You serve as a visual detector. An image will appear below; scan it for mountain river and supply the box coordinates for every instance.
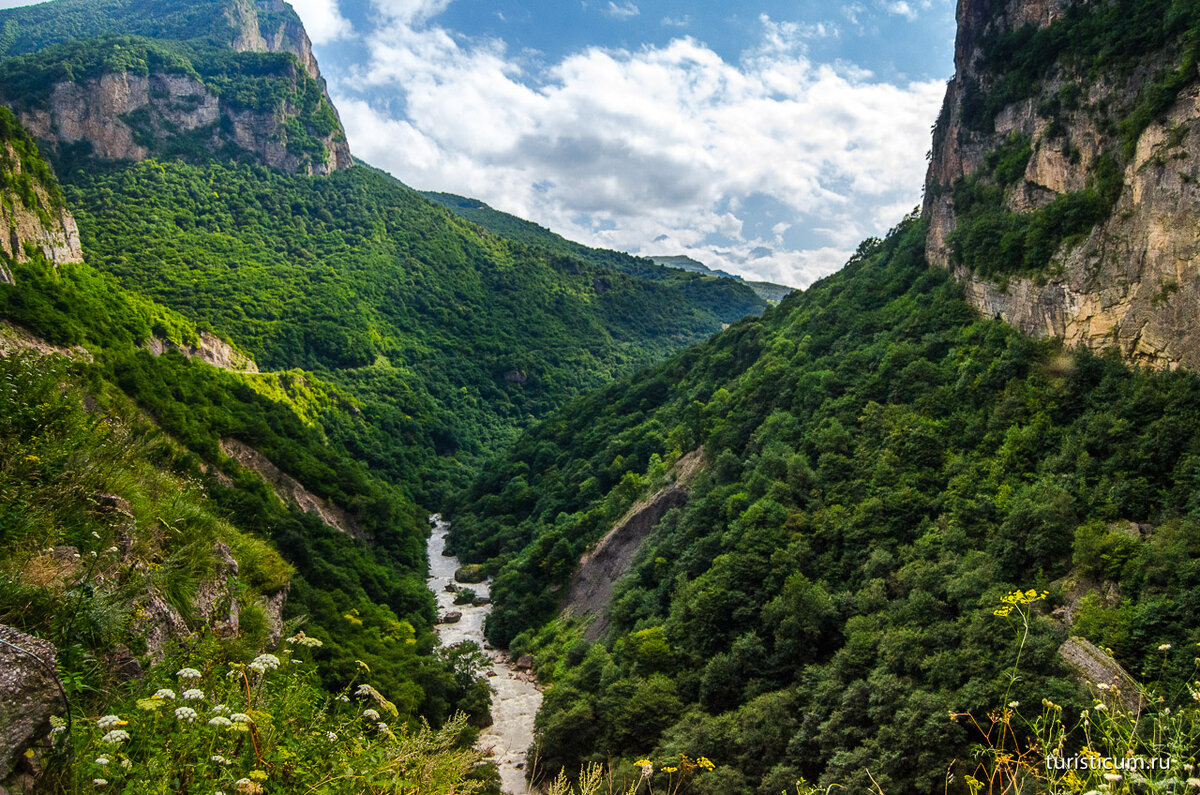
[426,515,543,794]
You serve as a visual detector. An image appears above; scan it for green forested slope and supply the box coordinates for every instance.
[447,216,1200,792]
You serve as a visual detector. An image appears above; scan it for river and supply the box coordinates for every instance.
[426,515,543,794]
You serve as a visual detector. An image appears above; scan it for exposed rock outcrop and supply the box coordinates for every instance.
[13,67,350,176]
[1058,636,1144,714]
[564,449,705,641]
[0,625,61,783]
[925,0,1200,370]
[0,321,91,361]
[144,331,258,373]
[220,438,365,539]
[0,146,82,268]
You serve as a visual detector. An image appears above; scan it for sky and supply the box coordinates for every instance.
[1,0,959,287]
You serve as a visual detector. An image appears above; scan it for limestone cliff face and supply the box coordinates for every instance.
[13,64,351,176]
[925,0,1200,370]
[0,145,83,279]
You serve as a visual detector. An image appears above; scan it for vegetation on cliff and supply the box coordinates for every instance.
[449,215,1200,792]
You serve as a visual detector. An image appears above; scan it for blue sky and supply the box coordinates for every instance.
[0,0,959,286]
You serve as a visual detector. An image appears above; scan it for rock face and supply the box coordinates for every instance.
[924,0,1200,370]
[220,438,365,539]
[0,146,83,270]
[144,331,258,373]
[0,625,61,782]
[13,67,350,176]
[564,449,705,641]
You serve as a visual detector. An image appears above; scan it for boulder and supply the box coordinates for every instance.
[194,542,240,636]
[454,564,487,584]
[515,654,534,671]
[0,625,61,781]
[440,611,462,624]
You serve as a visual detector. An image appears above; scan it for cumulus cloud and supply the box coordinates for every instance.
[287,0,353,44]
[335,11,943,286]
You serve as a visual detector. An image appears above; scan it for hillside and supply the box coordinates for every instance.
[649,255,795,304]
[445,1,1200,791]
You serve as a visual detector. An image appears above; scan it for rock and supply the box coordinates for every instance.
[130,591,189,664]
[1058,636,1144,714]
[515,654,534,671]
[473,597,492,607]
[454,564,487,584]
[444,583,459,593]
[440,611,462,624]
[261,584,289,648]
[93,493,132,515]
[194,542,241,636]
[0,625,61,781]
[102,643,143,683]
[486,670,498,677]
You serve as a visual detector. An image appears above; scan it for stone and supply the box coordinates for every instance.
[453,564,487,584]
[515,655,534,671]
[93,493,132,515]
[194,542,241,636]
[129,591,188,664]
[1058,636,1144,714]
[0,625,61,781]
[102,643,143,683]
[440,611,462,624]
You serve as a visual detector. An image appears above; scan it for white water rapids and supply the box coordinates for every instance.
[426,515,543,794]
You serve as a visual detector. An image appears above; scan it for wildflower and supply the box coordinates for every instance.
[94,757,110,766]
[96,715,125,729]
[697,757,716,771]
[208,717,232,728]
[1008,701,1020,708]
[1159,644,1173,651]
[120,760,131,770]
[100,730,130,745]
[363,709,380,720]
[248,771,268,782]
[1094,703,1108,711]
[106,547,118,554]
[1104,773,1122,782]
[182,689,204,701]
[1097,683,1111,691]
[325,731,337,742]
[286,632,323,648]
[230,713,252,724]
[664,766,678,773]
[376,722,388,732]
[153,689,175,701]
[91,532,100,539]
[93,779,107,788]
[211,755,230,764]
[336,695,350,702]
[175,707,198,722]
[176,668,202,680]
[1187,778,1200,788]
[355,684,373,697]
[248,654,280,674]
[212,704,229,715]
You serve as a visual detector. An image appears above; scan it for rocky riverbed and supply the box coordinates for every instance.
[427,515,542,794]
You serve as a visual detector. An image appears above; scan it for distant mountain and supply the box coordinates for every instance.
[650,254,795,303]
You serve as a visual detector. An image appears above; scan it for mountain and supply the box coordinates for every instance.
[649,254,795,304]
[423,191,792,306]
[0,0,774,789]
[445,1,1200,791]
[925,0,1200,369]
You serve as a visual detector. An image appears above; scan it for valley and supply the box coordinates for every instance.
[2,0,1200,793]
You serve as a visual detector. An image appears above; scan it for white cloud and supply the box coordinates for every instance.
[603,2,639,20]
[881,0,933,21]
[371,0,452,23]
[661,15,690,28]
[335,12,943,287]
[0,0,40,7]
[287,0,353,44]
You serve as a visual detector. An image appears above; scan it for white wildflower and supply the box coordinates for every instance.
[174,707,197,722]
[286,632,323,648]
[153,689,175,701]
[376,722,388,732]
[100,730,130,745]
[176,668,202,680]
[1104,773,1122,782]
[211,704,229,715]
[211,755,230,764]
[120,760,131,771]
[106,547,119,554]
[1094,702,1108,711]
[208,717,232,728]
[362,709,379,720]
[96,715,124,729]
[248,654,280,674]
[93,779,107,788]
[354,684,372,697]
[325,731,336,742]
[1187,777,1200,788]
[336,695,350,702]
[182,689,204,701]
[1008,701,1019,708]
[230,713,252,724]
[1159,644,1173,651]
[94,756,110,766]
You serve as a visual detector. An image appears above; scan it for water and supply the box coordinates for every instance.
[426,515,543,794]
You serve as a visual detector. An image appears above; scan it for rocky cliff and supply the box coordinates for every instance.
[0,0,351,175]
[0,109,83,280]
[924,0,1200,369]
